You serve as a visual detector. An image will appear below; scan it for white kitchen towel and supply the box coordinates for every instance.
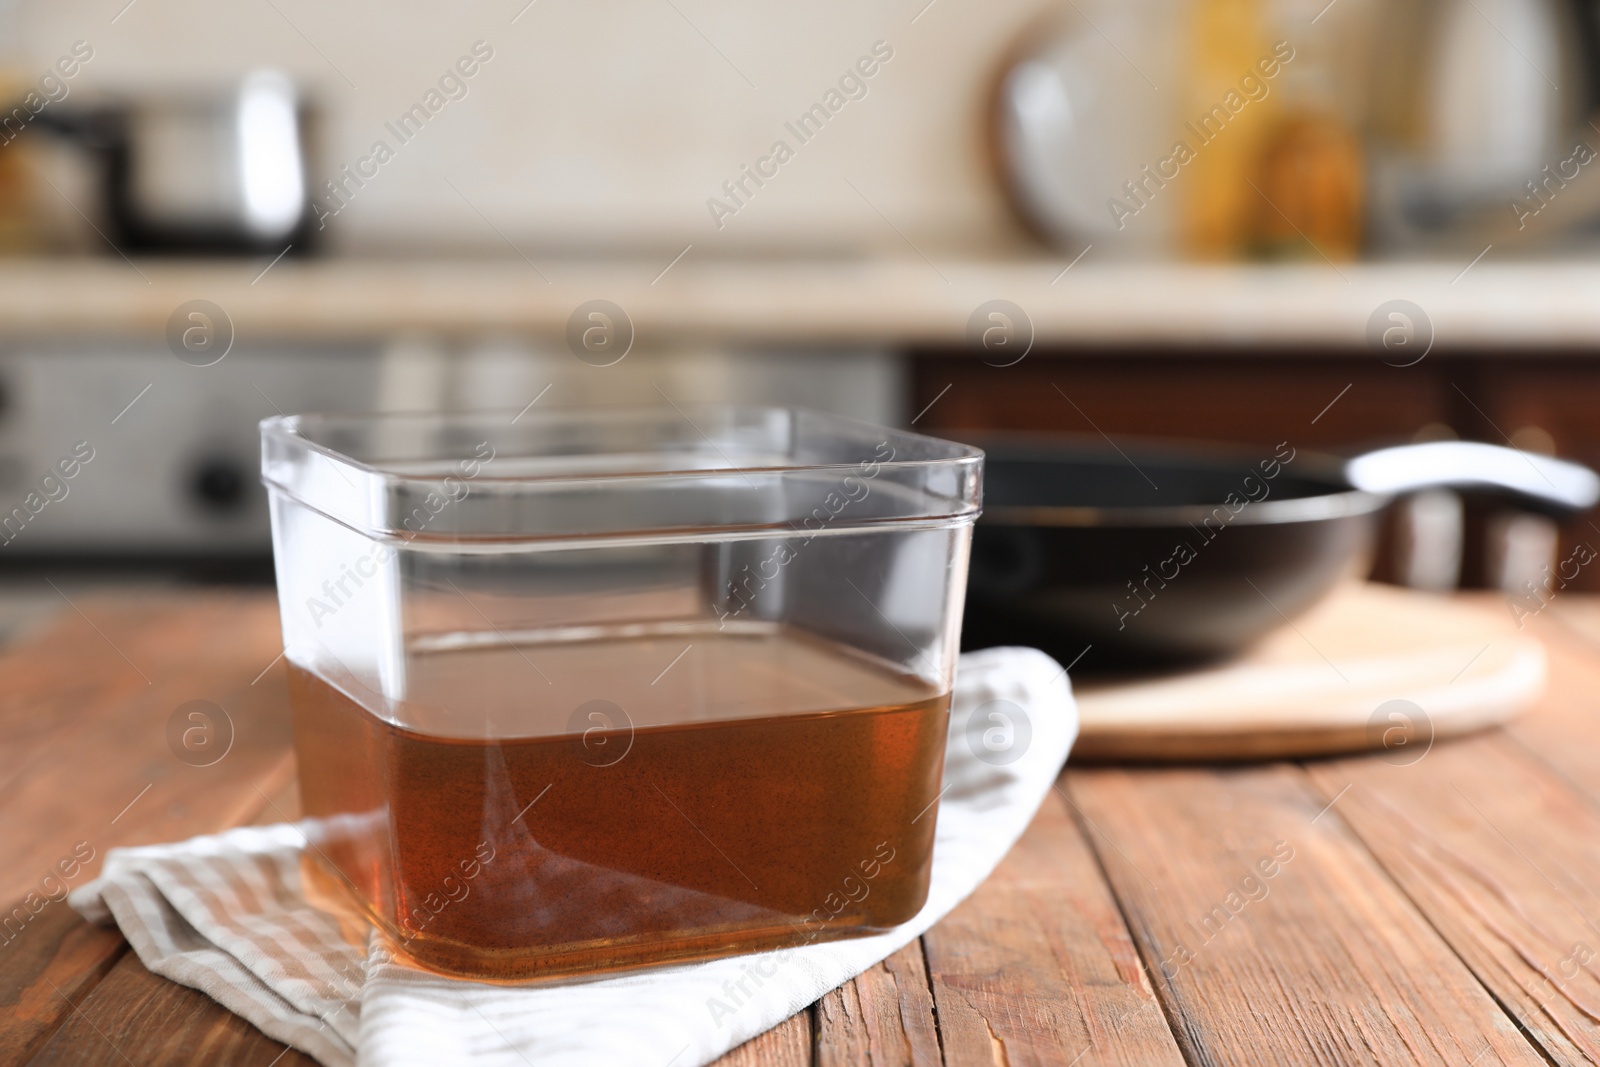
[70,646,1077,1067]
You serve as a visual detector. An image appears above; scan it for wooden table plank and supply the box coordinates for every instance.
[0,593,293,1062]
[0,605,146,832]
[715,1010,813,1067]
[1296,612,1600,1064]
[0,593,290,903]
[1306,732,1600,1064]
[921,781,1184,1067]
[1550,597,1600,653]
[1067,763,1547,1066]
[1517,602,1600,808]
[26,951,316,1067]
[54,958,809,1067]
[0,902,126,1065]
[21,733,317,1067]
[816,943,942,1067]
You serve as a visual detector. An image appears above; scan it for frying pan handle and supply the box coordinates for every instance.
[1345,442,1600,513]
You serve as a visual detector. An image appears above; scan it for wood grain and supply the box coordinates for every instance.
[1067,763,1546,1066]
[26,951,319,1067]
[0,600,147,828]
[921,781,1183,1067]
[714,1009,813,1067]
[1550,597,1600,651]
[1514,601,1600,807]
[0,901,126,1065]
[815,943,941,1067]
[14,590,1600,1066]
[1291,602,1600,1064]
[24,724,318,1067]
[0,593,295,1064]
[1073,583,1541,761]
[1307,732,1600,1064]
[0,592,290,904]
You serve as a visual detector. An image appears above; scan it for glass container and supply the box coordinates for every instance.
[260,406,983,980]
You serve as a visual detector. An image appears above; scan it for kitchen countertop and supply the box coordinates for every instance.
[10,255,1600,349]
[4,588,1600,1064]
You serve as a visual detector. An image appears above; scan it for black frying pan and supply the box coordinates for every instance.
[962,436,1600,670]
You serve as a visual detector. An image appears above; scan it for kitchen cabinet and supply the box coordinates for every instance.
[1456,360,1600,593]
[909,352,1450,449]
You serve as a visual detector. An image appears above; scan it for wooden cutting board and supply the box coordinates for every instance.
[1072,582,1545,761]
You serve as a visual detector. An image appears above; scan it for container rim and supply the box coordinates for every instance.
[259,405,984,546]
[260,405,985,486]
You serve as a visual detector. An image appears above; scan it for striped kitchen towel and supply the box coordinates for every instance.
[70,646,1077,1067]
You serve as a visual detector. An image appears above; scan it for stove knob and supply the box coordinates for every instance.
[189,456,248,515]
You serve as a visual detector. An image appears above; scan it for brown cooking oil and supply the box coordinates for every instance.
[289,622,949,980]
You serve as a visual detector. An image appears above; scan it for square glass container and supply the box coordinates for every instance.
[261,407,983,980]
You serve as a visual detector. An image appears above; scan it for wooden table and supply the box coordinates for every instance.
[5,589,1600,1065]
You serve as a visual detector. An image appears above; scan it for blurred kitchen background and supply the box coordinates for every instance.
[0,0,1594,609]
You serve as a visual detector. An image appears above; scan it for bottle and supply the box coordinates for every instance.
[0,0,48,257]
[1178,0,1282,258]
[1249,68,1365,261]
